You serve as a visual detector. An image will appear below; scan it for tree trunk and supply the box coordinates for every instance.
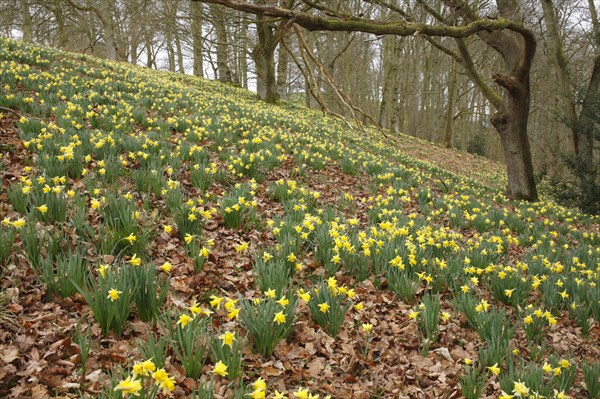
[100,0,116,60]
[379,36,393,128]
[450,1,539,200]
[131,42,138,65]
[251,3,278,103]
[146,38,153,68]
[276,33,289,99]
[166,29,175,72]
[443,63,457,148]
[54,3,68,49]
[211,4,233,82]
[20,0,33,43]
[541,0,578,156]
[491,75,537,201]
[176,35,185,74]
[239,15,248,88]
[129,0,143,64]
[391,38,404,134]
[192,1,204,77]
[577,55,600,167]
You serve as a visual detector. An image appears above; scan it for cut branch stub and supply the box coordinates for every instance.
[492,73,519,92]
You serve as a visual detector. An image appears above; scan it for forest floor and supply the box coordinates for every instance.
[0,37,599,399]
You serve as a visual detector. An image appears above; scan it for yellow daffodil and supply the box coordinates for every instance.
[487,363,501,375]
[248,389,266,399]
[213,360,229,377]
[236,241,249,252]
[228,307,240,319]
[107,288,121,302]
[273,311,286,324]
[297,289,311,302]
[158,375,175,394]
[97,264,109,278]
[219,331,236,348]
[177,313,193,327]
[293,388,309,399]
[11,218,26,228]
[276,296,289,307]
[124,233,136,244]
[133,359,156,376]
[253,377,267,391]
[210,295,224,309]
[408,310,419,320]
[512,381,529,397]
[129,253,141,266]
[114,376,142,397]
[224,298,238,311]
[160,261,172,273]
[152,368,169,383]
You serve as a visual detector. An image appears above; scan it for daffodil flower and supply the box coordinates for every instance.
[124,233,136,244]
[129,253,141,266]
[273,311,286,324]
[213,360,229,377]
[107,288,121,302]
[219,331,236,348]
[114,376,142,397]
[177,313,193,327]
[487,363,501,375]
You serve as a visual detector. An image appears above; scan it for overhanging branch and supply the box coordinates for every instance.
[193,0,531,40]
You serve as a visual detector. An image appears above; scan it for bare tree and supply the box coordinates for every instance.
[99,0,116,60]
[193,0,538,200]
[191,0,204,77]
[19,0,33,42]
[210,3,233,82]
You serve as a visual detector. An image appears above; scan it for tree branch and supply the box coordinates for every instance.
[416,0,451,24]
[299,0,352,19]
[193,0,531,40]
[364,0,408,19]
[422,36,461,63]
[294,25,394,141]
[455,38,504,110]
[0,106,19,115]
[283,35,350,126]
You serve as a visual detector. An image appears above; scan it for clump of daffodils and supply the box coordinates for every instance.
[307,277,354,338]
[114,358,175,397]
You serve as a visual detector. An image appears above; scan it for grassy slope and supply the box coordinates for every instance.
[0,37,599,399]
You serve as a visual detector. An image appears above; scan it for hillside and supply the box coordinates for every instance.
[0,37,599,399]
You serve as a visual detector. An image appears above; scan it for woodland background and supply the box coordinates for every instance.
[1,0,599,206]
